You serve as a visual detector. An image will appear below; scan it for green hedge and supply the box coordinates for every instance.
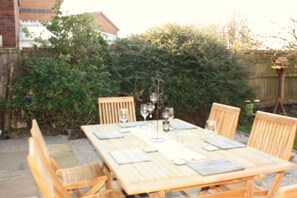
[110,24,253,125]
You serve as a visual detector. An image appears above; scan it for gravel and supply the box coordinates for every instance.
[70,131,297,192]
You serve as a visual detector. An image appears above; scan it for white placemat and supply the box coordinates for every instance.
[187,159,244,176]
[118,121,146,128]
[109,148,150,165]
[170,122,197,130]
[205,136,246,149]
[94,131,124,140]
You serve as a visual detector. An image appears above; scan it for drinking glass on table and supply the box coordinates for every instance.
[166,107,174,122]
[140,104,149,127]
[119,108,130,133]
[147,102,155,119]
[205,119,217,140]
[172,128,186,165]
[162,108,170,121]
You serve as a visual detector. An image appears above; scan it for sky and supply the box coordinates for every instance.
[61,0,297,49]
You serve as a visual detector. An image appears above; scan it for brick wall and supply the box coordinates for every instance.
[19,0,59,21]
[0,0,19,48]
[94,12,119,36]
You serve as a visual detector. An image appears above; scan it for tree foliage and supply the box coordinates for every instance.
[216,13,262,51]
[12,3,119,130]
[110,24,253,125]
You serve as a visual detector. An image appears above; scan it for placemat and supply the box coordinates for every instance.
[109,148,150,165]
[170,121,197,130]
[118,121,146,128]
[187,159,244,176]
[94,131,124,140]
[205,136,246,149]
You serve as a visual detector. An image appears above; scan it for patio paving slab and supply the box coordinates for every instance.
[0,136,78,198]
[0,139,37,198]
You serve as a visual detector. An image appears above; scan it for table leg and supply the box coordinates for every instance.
[246,179,254,198]
[102,163,112,189]
[149,191,166,198]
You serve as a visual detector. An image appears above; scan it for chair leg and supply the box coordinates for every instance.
[198,187,210,195]
[102,163,112,189]
[267,172,284,198]
[73,189,82,197]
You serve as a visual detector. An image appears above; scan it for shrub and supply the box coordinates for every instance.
[110,24,253,125]
[10,3,119,131]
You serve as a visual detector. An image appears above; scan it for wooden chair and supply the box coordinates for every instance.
[208,103,241,139]
[277,183,297,198]
[30,119,110,196]
[203,111,297,197]
[246,111,297,197]
[27,137,120,198]
[98,96,136,124]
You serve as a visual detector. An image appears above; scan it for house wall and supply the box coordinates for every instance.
[94,12,119,36]
[19,0,60,21]
[0,0,19,48]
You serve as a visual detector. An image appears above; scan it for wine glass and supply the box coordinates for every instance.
[205,119,217,140]
[147,102,155,119]
[162,108,170,121]
[166,107,174,122]
[172,128,186,165]
[140,104,149,122]
[119,108,129,133]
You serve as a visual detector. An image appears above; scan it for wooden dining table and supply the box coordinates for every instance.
[81,119,297,198]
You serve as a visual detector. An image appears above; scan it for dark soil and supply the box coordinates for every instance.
[258,104,297,118]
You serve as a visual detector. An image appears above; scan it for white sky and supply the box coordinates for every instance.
[61,0,297,49]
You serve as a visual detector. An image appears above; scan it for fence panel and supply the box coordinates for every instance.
[244,51,297,105]
[0,48,18,131]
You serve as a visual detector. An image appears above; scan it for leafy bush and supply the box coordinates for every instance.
[12,57,118,129]
[11,3,119,130]
[110,24,253,125]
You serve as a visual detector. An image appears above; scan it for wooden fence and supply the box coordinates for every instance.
[244,50,297,106]
[0,48,18,132]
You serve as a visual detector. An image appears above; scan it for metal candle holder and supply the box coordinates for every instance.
[150,72,166,143]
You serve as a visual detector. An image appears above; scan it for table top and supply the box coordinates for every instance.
[81,119,297,195]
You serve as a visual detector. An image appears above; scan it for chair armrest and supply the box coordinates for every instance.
[50,156,60,171]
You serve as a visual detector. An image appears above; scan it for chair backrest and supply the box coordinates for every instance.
[248,111,297,160]
[98,96,136,124]
[277,183,297,198]
[208,103,241,139]
[27,138,72,198]
[30,119,60,171]
[30,119,51,164]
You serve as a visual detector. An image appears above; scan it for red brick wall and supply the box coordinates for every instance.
[0,0,19,48]
[94,12,119,36]
[19,0,59,21]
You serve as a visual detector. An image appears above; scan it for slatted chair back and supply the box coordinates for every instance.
[98,96,136,124]
[27,138,72,198]
[208,103,241,139]
[248,111,297,160]
[30,119,59,170]
[277,183,297,198]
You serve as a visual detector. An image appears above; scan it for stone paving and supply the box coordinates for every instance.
[0,132,296,198]
[0,138,37,198]
[0,136,78,198]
